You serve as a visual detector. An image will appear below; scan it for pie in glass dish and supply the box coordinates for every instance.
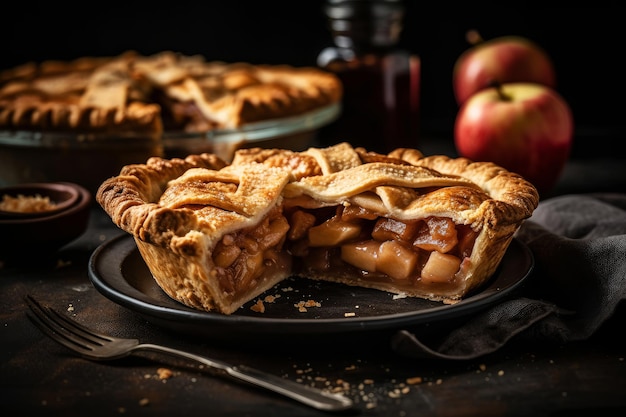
[0,51,342,136]
[96,143,539,315]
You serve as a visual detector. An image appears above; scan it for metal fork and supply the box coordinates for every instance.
[25,295,353,412]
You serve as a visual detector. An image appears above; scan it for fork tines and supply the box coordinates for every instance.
[25,295,109,356]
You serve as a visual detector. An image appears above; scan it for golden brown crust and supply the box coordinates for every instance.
[97,153,228,245]
[0,51,342,135]
[390,149,539,223]
[97,142,539,314]
[0,52,163,134]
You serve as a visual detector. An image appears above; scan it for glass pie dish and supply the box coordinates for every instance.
[0,103,340,195]
[162,102,340,159]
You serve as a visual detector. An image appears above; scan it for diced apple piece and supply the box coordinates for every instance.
[308,220,362,247]
[454,225,479,258]
[413,217,458,253]
[213,243,242,268]
[258,216,290,250]
[341,240,380,272]
[340,204,379,221]
[242,251,265,285]
[248,215,270,240]
[239,235,259,252]
[421,251,461,283]
[376,240,418,280]
[288,210,316,241]
[372,218,420,242]
[429,217,457,241]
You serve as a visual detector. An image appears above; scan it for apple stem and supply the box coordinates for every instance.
[489,80,512,101]
[466,29,484,45]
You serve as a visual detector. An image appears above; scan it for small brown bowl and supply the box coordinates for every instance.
[0,182,82,218]
[0,182,92,261]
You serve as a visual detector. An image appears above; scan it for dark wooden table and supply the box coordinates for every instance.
[2,134,626,417]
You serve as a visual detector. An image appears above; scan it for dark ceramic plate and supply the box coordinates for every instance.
[88,234,533,341]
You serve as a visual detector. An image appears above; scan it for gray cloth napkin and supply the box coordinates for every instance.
[391,193,626,360]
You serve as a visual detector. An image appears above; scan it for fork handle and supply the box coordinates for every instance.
[226,364,353,411]
[135,343,353,412]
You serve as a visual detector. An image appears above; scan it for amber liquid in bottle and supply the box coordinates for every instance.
[317,0,420,154]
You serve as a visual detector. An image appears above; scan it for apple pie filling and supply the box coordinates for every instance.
[209,201,479,300]
[210,205,291,297]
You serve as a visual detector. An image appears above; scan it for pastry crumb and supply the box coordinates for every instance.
[264,294,280,303]
[294,299,321,312]
[138,398,150,406]
[406,376,423,385]
[250,300,265,313]
[344,312,356,317]
[157,368,173,380]
[388,388,406,398]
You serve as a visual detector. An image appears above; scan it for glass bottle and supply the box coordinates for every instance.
[317,0,420,154]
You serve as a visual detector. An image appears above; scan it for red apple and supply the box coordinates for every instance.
[453,31,557,105]
[454,82,573,196]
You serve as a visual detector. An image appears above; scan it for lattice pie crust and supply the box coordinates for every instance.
[0,51,341,135]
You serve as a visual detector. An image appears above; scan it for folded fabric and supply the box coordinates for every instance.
[391,193,626,360]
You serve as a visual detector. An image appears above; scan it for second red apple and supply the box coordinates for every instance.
[453,33,557,105]
[454,82,573,196]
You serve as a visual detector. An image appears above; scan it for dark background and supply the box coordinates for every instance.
[1,2,623,149]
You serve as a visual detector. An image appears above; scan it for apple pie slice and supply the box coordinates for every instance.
[96,143,539,315]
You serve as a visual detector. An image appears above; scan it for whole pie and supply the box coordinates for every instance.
[97,143,539,315]
[0,51,342,136]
